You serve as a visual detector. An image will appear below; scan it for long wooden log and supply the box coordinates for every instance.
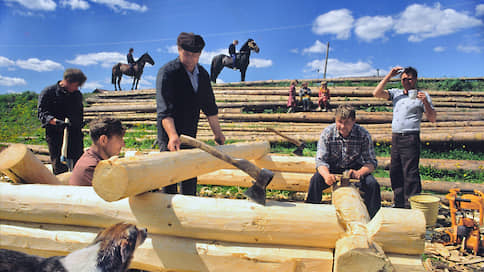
[0,183,423,254]
[92,141,270,201]
[0,144,60,185]
[0,220,334,272]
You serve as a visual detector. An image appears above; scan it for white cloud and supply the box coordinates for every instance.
[90,0,147,12]
[82,81,104,90]
[0,75,27,86]
[394,3,483,42]
[433,46,446,52]
[16,58,63,72]
[305,58,376,78]
[312,9,354,39]
[67,52,125,68]
[199,48,226,65]
[476,4,484,16]
[457,45,481,53]
[355,16,393,42]
[216,78,225,84]
[302,40,328,54]
[166,45,178,54]
[4,0,56,11]
[0,56,16,67]
[249,58,272,68]
[290,48,299,54]
[60,0,89,10]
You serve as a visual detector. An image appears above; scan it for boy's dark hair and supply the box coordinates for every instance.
[63,68,87,86]
[335,104,356,120]
[89,117,126,142]
[402,66,418,78]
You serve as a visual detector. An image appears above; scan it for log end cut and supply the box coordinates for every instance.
[92,158,129,202]
[0,144,28,170]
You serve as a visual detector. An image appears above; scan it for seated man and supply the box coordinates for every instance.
[305,105,381,218]
[69,117,126,186]
[228,40,238,69]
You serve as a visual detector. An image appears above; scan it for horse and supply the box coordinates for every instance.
[210,39,260,83]
[112,52,155,91]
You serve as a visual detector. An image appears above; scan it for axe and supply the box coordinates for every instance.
[266,127,306,156]
[332,170,360,191]
[180,135,274,205]
[60,118,74,171]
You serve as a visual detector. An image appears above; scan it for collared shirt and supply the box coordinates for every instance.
[316,123,377,171]
[184,65,199,93]
[388,88,434,133]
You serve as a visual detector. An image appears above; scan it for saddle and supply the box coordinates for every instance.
[222,54,240,69]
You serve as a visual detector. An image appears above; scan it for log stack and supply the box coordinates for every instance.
[82,85,484,144]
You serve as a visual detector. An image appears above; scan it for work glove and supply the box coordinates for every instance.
[55,119,71,128]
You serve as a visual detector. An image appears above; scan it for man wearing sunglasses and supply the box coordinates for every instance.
[373,66,436,209]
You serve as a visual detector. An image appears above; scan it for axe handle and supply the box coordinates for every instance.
[61,118,69,159]
[179,135,261,180]
[266,127,302,146]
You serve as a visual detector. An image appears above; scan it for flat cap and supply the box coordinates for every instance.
[177,32,205,53]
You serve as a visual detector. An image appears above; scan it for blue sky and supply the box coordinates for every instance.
[0,0,483,94]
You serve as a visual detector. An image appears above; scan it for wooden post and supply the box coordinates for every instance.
[0,143,60,185]
[92,141,270,201]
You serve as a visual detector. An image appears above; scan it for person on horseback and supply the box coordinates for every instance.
[229,40,238,70]
[127,48,136,74]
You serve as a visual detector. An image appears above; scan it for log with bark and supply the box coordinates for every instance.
[0,220,334,272]
[0,183,424,254]
[92,141,270,201]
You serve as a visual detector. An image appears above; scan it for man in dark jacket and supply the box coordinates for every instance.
[228,40,238,69]
[156,32,225,195]
[127,48,136,74]
[38,68,87,175]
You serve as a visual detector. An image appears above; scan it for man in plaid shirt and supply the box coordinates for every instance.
[305,105,381,218]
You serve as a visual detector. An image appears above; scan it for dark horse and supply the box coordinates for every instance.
[210,39,260,82]
[112,52,155,91]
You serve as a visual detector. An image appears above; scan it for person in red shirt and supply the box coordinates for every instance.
[69,117,125,186]
[318,81,331,112]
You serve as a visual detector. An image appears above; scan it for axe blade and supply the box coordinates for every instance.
[292,142,306,156]
[243,168,274,205]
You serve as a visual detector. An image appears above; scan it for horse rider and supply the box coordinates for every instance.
[127,48,136,74]
[229,40,238,70]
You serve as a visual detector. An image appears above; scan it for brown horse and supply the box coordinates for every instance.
[112,52,154,91]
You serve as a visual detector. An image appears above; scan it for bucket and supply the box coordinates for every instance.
[409,194,440,227]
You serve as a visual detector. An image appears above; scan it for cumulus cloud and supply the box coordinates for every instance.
[82,80,104,90]
[4,0,56,11]
[0,56,16,67]
[67,52,125,68]
[302,40,328,54]
[312,9,354,39]
[0,75,27,86]
[477,4,484,16]
[60,0,89,10]
[305,58,376,78]
[457,45,481,53]
[199,49,226,65]
[394,3,483,42]
[355,16,393,42]
[16,58,63,72]
[90,0,147,12]
[433,46,446,52]
[249,58,272,68]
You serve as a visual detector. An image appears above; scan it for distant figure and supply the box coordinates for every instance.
[156,32,225,196]
[318,81,331,112]
[287,79,299,113]
[127,48,135,73]
[69,117,126,186]
[373,66,436,208]
[299,82,312,111]
[38,68,87,175]
[229,40,238,70]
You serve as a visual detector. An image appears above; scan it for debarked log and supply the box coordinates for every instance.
[92,141,270,202]
[0,183,423,254]
[0,220,334,272]
[0,143,60,185]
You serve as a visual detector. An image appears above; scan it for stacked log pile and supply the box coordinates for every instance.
[83,85,484,143]
[0,143,428,271]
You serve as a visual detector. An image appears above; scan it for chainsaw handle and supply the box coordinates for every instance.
[458,189,475,194]
[455,197,472,203]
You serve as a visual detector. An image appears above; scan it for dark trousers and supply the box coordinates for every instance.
[305,170,381,219]
[46,132,68,175]
[160,144,197,196]
[390,133,422,208]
